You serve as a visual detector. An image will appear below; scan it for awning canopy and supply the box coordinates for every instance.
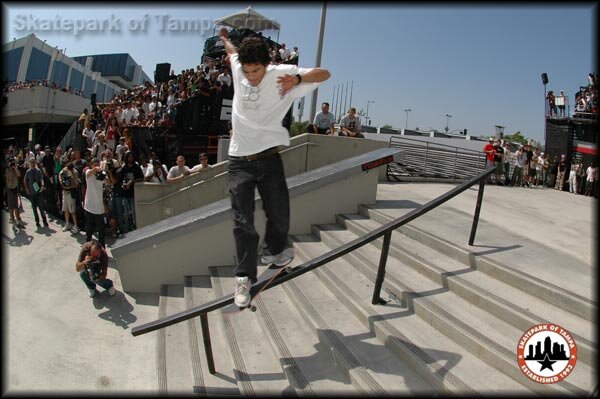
[214,6,281,32]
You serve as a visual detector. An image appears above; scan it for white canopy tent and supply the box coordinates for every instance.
[213,6,281,42]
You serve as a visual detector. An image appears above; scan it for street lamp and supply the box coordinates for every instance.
[404,109,411,130]
[366,100,374,126]
[445,114,452,133]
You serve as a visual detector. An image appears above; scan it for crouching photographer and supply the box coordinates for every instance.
[75,240,117,298]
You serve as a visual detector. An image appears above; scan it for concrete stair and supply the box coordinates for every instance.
[147,201,596,395]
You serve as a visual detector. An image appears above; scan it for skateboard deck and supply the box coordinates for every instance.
[220,263,296,315]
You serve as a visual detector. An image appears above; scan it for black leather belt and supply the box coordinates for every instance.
[229,147,279,161]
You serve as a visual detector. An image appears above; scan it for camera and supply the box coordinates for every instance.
[96,170,107,181]
[85,259,102,283]
[6,157,16,168]
[60,171,72,188]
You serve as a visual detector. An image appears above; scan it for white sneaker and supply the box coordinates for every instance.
[89,288,99,298]
[63,223,72,232]
[72,226,80,234]
[261,247,294,267]
[234,276,251,308]
[108,286,117,296]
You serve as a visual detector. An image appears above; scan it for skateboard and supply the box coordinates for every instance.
[220,263,296,315]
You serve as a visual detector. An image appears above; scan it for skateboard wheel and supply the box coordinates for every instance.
[250,305,257,312]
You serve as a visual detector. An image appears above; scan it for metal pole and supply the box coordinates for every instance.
[335,84,341,122]
[331,84,336,113]
[200,314,216,374]
[468,180,486,246]
[372,232,392,305]
[349,80,353,109]
[343,81,348,116]
[309,1,327,124]
[543,83,547,154]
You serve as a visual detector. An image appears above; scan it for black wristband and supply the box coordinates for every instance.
[295,74,302,85]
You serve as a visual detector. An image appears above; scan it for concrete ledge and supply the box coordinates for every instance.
[111,148,402,294]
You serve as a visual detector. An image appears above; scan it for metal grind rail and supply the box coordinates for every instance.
[131,166,497,375]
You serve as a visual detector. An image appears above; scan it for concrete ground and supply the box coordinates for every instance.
[3,182,596,394]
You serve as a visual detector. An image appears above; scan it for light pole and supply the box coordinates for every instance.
[445,114,452,133]
[404,109,411,130]
[366,100,374,126]
[309,2,327,124]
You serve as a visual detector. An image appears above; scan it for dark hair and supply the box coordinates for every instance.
[322,102,330,107]
[238,37,270,66]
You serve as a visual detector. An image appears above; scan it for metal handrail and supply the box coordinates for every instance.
[136,141,319,206]
[388,136,487,181]
[131,165,496,375]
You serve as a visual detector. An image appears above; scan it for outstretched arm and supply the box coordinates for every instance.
[219,27,237,56]
[277,68,331,96]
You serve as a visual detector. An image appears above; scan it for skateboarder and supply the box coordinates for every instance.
[219,28,331,308]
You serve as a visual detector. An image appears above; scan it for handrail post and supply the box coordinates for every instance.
[200,314,216,374]
[468,179,486,246]
[372,231,392,305]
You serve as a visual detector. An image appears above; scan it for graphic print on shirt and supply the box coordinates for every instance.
[241,84,261,110]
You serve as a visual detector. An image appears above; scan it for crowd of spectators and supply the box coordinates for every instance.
[546,73,598,118]
[483,137,598,197]
[3,141,212,246]
[4,79,86,97]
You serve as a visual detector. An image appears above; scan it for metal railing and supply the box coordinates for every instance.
[131,165,496,375]
[386,136,487,181]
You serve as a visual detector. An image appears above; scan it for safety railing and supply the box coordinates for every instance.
[131,165,496,375]
[387,136,487,181]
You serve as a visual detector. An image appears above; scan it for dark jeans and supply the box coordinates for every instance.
[85,210,106,247]
[30,193,48,225]
[79,270,113,291]
[503,162,511,185]
[228,153,289,282]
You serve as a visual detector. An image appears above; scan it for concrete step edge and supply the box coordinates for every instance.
[184,276,208,395]
[292,235,477,395]
[281,275,389,397]
[209,267,256,396]
[334,215,596,367]
[313,228,588,395]
[158,284,196,394]
[157,285,168,395]
[251,285,316,396]
[186,274,241,397]
[359,204,596,321]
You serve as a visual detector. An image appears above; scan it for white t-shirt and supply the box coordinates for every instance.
[168,165,190,179]
[218,73,232,87]
[587,166,595,182]
[313,111,336,129]
[339,114,362,132]
[84,172,105,215]
[229,53,322,156]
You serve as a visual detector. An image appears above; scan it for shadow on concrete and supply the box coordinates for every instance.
[92,290,138,329]
[278,328,447,394]
[126,292,160,307]
[2,227,34,246]
[369,199,422,210]
[468,244,523,257]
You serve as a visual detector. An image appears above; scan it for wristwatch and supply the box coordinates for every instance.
[295,74,302,85]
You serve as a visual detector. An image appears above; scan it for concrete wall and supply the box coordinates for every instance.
[118,168,379,293]
[134,133,388,228]
[2,86,91,125]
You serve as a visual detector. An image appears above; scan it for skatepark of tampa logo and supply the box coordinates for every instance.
[517,323,577,384]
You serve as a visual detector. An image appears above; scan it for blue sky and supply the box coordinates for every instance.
[3,3,596,143]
